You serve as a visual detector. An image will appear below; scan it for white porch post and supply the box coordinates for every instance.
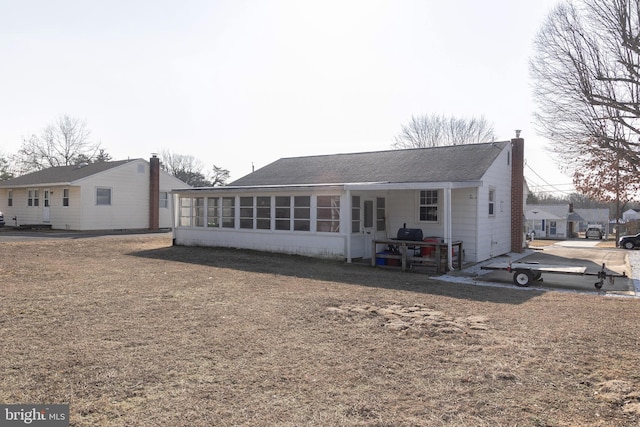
[444,187,454,270]
[346,189,352,263]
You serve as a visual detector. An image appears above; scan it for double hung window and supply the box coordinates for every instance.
[317,195,340,233]
[419,190,438,222]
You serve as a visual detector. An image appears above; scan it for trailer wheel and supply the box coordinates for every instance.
[595,281,603,289]
[513,270,533,287]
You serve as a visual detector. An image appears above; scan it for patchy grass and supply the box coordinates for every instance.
[1,235,640,426]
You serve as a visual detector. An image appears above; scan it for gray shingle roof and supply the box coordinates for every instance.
[0,160,133,187]
[231,142,509,187]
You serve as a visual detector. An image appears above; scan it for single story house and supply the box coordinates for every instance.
[0,156,189,231]
[525,204,609,238]
[171,138,526,265]
[623,208,640,222]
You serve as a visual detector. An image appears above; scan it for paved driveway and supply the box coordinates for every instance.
[476,241,635,296]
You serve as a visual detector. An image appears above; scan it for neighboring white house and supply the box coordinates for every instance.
[171,139,526,264]
[0,156,189,231]
[623,209,640,222]
[525,204,610,238]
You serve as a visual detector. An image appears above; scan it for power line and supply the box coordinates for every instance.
[524,161,574,196]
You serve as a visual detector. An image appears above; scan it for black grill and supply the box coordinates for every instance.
[396,227,423,242]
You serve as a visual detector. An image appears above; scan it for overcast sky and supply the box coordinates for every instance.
[0,0,571,194]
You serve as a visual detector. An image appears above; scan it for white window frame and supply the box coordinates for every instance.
[240,196,254,229]
[351,195,361,234]
[193,197,205,227]
[488,188,496,217]
[376,197,386,231]
[256,196,271,230]
[317,195,340,233]
[418,190,438,223]
[221,197,235,228]
[207,197,219,227]
[275,196,292,231]
[179,197,192,227]
[293,196,311,232]
[159,192,168,208]
[96,187,112,206]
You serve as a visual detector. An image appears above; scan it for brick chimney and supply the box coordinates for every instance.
[149,155,160,230]
[511,135,524,253]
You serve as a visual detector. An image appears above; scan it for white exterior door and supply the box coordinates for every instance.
[362,199,375,258]
[43,189,50,223]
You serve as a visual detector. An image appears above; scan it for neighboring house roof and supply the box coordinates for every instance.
[0,160,134,187]
[526,204,609,222]
[230,141,509,187]
[575,208,609,223]
[525,205,568,220]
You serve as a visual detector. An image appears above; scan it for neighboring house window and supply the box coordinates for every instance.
[294,196,311,231]
[317,195,340,233]
[207,197,219,227]
[376,197,386,231]
[179,197,191,226]
[275,196,291,231]
[28,189,39,207]
[419,190,438,222]
[488,188,495,216]
[44,190,50,207]
[240,197,254,229]
[193,197,205,227]
[7,190,12,207]
[63,188,70,207]
[352,196,361,234]
[159,192,168,208]
[550,221,557,235]
[96,188,112,205]
[256,196,271,230]
[221,197,235,228]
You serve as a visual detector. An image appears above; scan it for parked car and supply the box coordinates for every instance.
[585,226,603,239]
[0,211,4,227]
[619,233,640,249]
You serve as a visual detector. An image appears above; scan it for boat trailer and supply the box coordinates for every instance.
[481,260,627,289]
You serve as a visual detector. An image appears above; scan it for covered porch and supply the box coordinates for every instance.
[343,181,495,268]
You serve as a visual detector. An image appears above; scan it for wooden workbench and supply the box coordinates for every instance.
[371,239,463,273]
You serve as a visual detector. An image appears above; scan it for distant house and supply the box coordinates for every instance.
[623,208,640,222]
[525,204,609,238]
[171,138,526,264]
[0,156,189,231]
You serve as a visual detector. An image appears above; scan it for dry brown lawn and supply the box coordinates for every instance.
[2,234,640,426]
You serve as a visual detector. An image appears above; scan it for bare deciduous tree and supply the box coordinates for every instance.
[392,114,495,149]
[530,0,640,198]
[530,0,640,237]
[16,115,104,172]
[161,150,229,187]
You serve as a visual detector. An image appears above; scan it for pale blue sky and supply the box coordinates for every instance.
[0,0,570,194]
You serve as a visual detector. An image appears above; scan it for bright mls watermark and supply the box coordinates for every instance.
[0,405,68,426]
